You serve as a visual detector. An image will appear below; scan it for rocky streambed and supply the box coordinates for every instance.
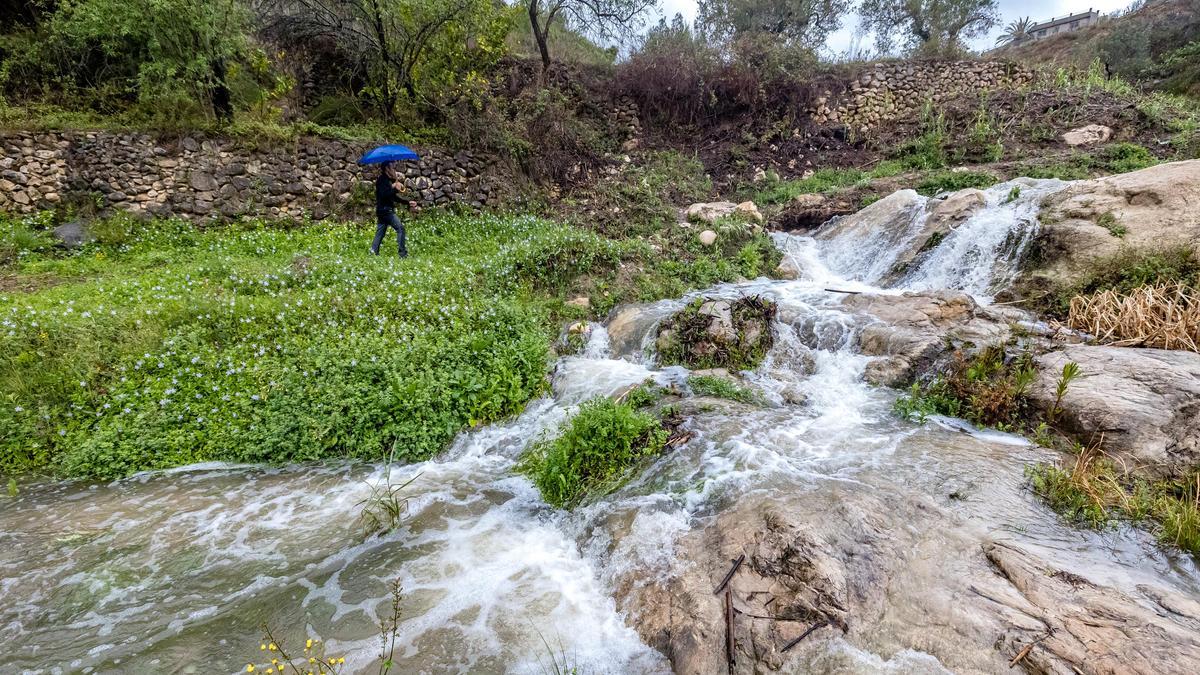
[4,162,1200,674]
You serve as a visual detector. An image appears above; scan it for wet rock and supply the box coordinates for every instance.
[52,220,95,248]
[1029,160,1200,286]
[1029,345,1200,479]
[656,296,776,370]
[605,302,673,359]
[1061,124,1113,147]
[774,255,801,280]
[983,541,1200,673]
[842,290,1015,386]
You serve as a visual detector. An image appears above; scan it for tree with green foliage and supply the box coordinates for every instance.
[8,0,252,121]
[995,16,1033,46]
[525,0,658,77]
[858,0,998,55]
[258,0,511,116]
[696,0,851,48]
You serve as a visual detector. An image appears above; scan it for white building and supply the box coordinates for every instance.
[1028,10,1103,39]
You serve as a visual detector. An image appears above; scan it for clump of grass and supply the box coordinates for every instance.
[687,375,761,404]
[1028,448,1200,554]
[1068,283,1200,352]
[894,346,1038,431]
[1096,211,1126,238]
[520,396,669,509]
[915,170,1000,197]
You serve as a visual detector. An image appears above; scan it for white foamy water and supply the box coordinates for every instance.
[5,182,1199,673]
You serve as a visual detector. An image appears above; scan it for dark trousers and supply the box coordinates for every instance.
[371,210,407,257]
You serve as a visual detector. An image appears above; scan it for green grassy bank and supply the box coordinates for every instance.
[0,210,777,479]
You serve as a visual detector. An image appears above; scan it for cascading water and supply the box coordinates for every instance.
[5,179,1199,674]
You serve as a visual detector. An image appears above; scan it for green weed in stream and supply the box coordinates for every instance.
[687,375,761,405]
[520,396,669,509]
[1028,448,1200,554]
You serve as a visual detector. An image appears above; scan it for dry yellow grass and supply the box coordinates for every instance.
[1068,283,1199,352]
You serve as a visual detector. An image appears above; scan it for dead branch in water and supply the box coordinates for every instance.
[780,620,829,653]
[724,588,736,674]
[714,554,746,595]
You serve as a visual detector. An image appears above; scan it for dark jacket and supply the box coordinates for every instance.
[375,174,401,215]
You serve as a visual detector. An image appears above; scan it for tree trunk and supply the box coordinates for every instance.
[212,59,233,123]
[529,1,552,83]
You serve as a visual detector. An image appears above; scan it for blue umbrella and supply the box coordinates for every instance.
[359,144,420,164]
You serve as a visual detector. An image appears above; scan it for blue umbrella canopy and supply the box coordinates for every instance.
[359,144,420,164]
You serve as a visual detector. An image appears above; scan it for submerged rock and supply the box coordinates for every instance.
[656,296,776,370]
[1030,345,1200,479]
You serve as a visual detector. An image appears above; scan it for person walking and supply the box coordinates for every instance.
[371,162,408,257]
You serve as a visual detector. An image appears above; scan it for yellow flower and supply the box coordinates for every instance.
[261,644,267,651]
[338,658,346,664]
[308,657,315,663]
[266,670,274,674]
[246,666,255,673]
[269,643,278,651]
[306,638,313,649]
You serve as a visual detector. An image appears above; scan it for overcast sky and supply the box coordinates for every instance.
[653,0,1137,56]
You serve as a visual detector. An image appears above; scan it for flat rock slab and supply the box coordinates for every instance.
[1030,345,1200,479]
[984,541,1200,675]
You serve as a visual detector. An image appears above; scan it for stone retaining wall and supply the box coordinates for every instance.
[0,131,501,220]
[812,60,1035,133]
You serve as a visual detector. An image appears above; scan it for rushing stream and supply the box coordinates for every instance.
[5,180,1199,674]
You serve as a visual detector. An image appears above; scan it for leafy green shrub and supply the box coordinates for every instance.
[894,346,1037,430]
[890,105,948,170]
[1097,142,1157,173]
[687,375,760,404]
[520,396,668,508]
[0,212,55,264]
[915,171,1000,196]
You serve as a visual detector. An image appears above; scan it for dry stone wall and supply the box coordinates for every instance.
[0,131,501,220]
[811,60,1034,133]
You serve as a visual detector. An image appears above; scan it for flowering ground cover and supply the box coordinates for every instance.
[0,211,777,479]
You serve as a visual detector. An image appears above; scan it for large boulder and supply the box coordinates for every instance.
[840,290,1017,386]
[876,187,988,285]
[1030,160,1200,286]
[814,190,928,284]
[1029,345,1200,479]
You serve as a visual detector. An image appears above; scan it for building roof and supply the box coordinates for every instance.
[1029,9,1100,32]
